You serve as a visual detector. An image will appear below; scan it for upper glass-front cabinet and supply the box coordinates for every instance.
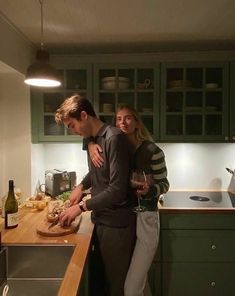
[160,62,229,142]
[31,60,232,143]
[230,62,235,142]
[31,65,92,142]
[93,63,160,140]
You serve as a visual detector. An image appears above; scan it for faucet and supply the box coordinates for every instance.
[226,168,235,176]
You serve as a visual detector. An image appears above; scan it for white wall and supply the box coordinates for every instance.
[31,142,235,192]
[31,143,88,189]
[0,14,34,74]
[0,67,234,195]
[161,143,235,191]
[0,67,31,199]
[43,144,88,182]
[31,143,45,195]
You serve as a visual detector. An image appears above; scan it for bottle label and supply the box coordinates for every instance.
[6,212,18,227]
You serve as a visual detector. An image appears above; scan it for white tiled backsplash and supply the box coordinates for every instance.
[32,143,235,193]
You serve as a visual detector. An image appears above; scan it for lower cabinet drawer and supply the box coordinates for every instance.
[160,212,235,229]
[162,262,235,296]
[0,248,6,287]
[162,229,235,262]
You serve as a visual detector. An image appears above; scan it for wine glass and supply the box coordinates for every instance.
[130,171,148,213]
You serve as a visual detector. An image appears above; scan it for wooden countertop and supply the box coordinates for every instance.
[0,206,94,296]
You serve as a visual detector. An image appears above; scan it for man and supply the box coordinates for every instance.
[55,95,135,296]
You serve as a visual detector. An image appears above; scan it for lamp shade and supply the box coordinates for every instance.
[24,49,61,87]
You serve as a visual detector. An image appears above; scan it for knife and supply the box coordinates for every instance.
[48,216,60,229]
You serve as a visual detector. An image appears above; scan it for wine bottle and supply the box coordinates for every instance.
[5,180,18,229]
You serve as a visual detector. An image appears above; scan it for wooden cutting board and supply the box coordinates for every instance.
[36,215,82,237]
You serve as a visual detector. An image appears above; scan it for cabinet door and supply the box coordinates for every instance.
[162,229,235,262]
[162,262,235,296]
[31,65,92,143]
[93,63,160,141]
[160,62,229,142]
[148,262,161,296]
[230,62,235,142]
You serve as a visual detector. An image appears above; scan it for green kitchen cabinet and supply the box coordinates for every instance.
[30,58,233,143]
[162,262,235,296]
[229,62,235,141]
[93,63,160,141]
[159,212,235,296]
[149,244,161,296]
[160,62,229,142]
[31,64,92,143]
[77,257,89,296]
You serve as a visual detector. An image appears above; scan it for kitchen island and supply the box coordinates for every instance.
[0,206,94,296]
[150,191,235,296]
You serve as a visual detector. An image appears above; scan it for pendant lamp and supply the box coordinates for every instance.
[24,0,61,87]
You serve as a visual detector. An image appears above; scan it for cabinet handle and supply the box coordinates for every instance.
[211,281,216,287]
[211,244,216,250]
[225,136,229,141]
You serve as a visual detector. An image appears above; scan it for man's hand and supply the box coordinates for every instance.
[69,185,83,206]
[59,204,82,226]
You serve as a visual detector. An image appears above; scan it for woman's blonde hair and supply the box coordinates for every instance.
[115,105,153,142]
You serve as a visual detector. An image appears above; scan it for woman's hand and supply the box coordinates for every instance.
[59,204,81,226]
[88,142,104,167]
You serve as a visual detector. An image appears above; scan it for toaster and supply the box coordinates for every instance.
[45,170,76,197]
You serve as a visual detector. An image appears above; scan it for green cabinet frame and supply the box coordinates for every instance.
[31,64,93,143]
[93,63,160,141]
[229,62,235,141]
[160,62,229,142]
[31,59,233,143]
[156,211,235,296]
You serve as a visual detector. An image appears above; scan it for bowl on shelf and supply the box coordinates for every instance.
[168,80,192,88]
[206,83,218,89]
[205,106,217,111]
[102,76,129,90]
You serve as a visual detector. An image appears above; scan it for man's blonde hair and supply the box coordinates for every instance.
[55,94,96,124]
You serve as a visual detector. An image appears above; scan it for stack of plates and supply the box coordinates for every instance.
[102,103,113,113]
[206,83,218,89]
[102,76,129,90]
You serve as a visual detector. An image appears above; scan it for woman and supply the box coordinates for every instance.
[88,105,169,296]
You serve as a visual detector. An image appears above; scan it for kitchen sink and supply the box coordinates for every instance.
[0,244,75,296]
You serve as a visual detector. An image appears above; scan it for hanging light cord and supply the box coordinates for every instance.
[39,0,44,49]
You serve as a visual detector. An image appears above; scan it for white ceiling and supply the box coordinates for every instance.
[0,0,235,54]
